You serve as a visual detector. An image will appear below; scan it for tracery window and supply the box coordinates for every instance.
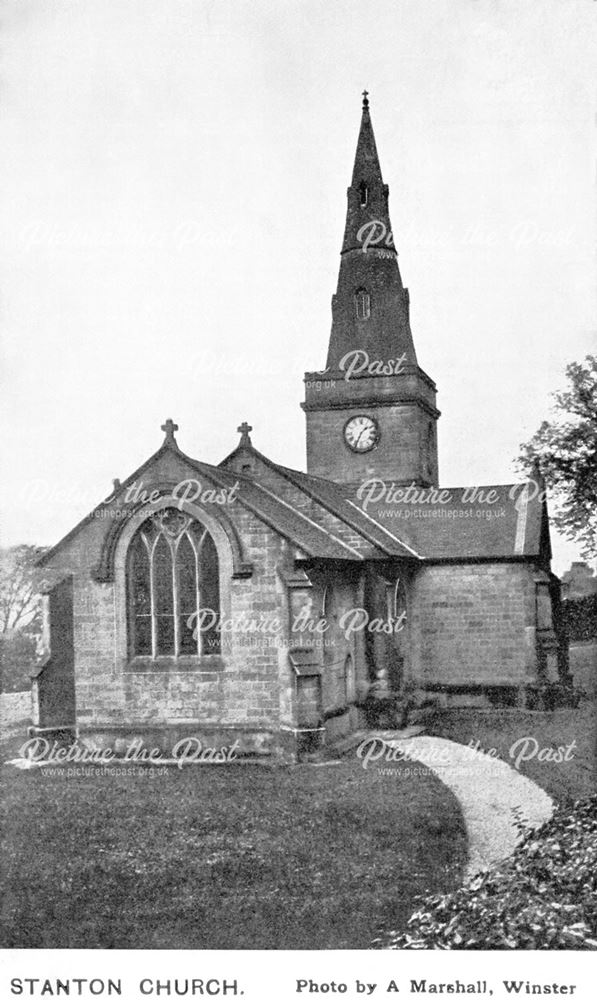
[127,508,220,658]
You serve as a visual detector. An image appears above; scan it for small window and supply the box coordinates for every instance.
[359,181,368,207]
[393,577,407,629]
[321,585,328,619]
[344,654,355,704]
[355,289,370,320]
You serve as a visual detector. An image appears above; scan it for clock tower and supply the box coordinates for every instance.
[303,93,440,486]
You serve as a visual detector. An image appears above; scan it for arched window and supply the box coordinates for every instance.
[127,508,220,658]
[355,289,370,320]
[358,181,368,207]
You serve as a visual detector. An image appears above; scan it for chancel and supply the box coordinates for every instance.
[33,95,573,761]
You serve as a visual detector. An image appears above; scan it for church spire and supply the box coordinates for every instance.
[341,90,393,256]
[326,93,417,371]
[303,96,439,487]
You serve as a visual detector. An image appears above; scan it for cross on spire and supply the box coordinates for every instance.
[161,418,179,444]
[362,89,369,108]
[237,421,253,446]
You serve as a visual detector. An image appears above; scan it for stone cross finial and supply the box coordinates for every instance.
[161,418,179,444]
[237,421,253,446]
[362,89,369,108]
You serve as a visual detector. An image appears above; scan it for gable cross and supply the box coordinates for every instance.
[237,421,253,446]
[161,418,179,444]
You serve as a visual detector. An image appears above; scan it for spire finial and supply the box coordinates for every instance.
[161,418,179,445]
[362,89,369,109]
[237,421,253,446]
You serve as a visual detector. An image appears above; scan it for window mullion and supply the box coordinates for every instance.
[149,537,157,659]
[194,546,201,656]
[172,537,180,658]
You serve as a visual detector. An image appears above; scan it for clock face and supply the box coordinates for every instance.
[344,415,380,453]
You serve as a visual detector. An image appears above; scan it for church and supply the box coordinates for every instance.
[33,95,571,761]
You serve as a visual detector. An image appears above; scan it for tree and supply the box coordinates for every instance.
[517,355,597,560]
[0,545,47,692]
[0,545,46,634]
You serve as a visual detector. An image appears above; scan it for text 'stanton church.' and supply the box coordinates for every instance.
[35,96,572,760]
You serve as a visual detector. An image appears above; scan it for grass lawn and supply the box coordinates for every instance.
[0,736,466,949]
[427,698,596,803]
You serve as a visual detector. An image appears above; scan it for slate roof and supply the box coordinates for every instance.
[219,438,549,561]
[38,431,548,570]
[344,481,549,560]
[270,471,547,561]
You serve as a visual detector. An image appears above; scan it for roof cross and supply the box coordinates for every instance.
[237,421,253,446]
[362,89,369,108]
[161,418,179,444]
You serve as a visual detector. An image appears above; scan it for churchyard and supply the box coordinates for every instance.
[0,738,466,949]
[1,641,593,950]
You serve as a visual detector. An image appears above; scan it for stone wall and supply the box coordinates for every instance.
[35,451,297,758]
[409,561,535,696]
[304,395,437,486]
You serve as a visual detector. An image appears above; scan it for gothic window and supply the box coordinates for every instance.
[359,181,368,207]
[355,289,371,320]
[127,508,220,659]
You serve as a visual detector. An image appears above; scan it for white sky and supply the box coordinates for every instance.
[0,0,596,575]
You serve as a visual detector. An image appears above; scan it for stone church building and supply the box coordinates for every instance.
[34,96,571,761]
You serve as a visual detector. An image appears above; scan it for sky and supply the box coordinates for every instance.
[0,0,596,574]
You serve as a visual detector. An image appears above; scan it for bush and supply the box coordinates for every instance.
[0,631,38,692]
[564,594,597,642]
[376,796,597,950]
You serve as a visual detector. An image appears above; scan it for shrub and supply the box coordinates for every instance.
[376,795,597,950]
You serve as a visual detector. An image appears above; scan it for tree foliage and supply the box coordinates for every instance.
[0,545,46,635]
[0,545,47,691]
[517,355,597,560]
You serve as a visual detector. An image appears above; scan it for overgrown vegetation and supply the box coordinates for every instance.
[565,594,597,643]
[376,795,597,950]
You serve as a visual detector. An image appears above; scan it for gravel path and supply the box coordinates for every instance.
[384,734,554,876]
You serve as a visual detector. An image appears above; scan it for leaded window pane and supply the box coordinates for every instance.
[154,535,174,654]
[200,532,221,654]
[128,532,152,656]
[178,534,198,654]
[127,510,221,660]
